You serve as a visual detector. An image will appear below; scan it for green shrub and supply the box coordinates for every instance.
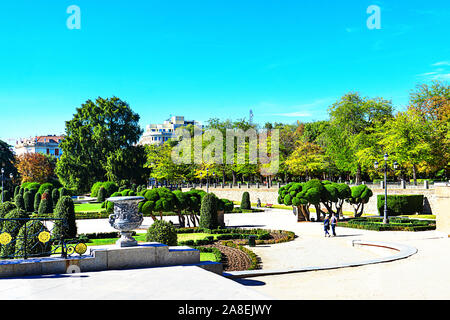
[23,182,41,193]
[145,220,177,246]
[53,196,77,239]
[219,199,234,213]
[34,192,41,213]
[59,187,70,198]
[14,194,25,211]
[240,192,251,210]
[14,186,20,198]
[91,182,119,198]
[0,208,28,258]
[97,187,107,203]
[38,192,53,215]
[23,191,34,213]
[14,220,52,258]
[52,188,60,207]
[1,190,11,202]
[38,183,54,195]
[0,201,16,219]
[377,195,424,216]
[199,193,218,229]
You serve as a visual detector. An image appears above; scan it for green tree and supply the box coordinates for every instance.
[53,196,77,239]
[56,97,143,193]
[105,145,150,186]
[345,185,373,217]
[199,193,218,229]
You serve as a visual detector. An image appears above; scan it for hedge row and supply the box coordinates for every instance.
[339,217,435,232]
[377,195,424,216]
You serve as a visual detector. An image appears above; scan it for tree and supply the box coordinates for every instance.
[140,187,178,221]
[324,93,393,183]
[16,153,55,184]
[105,145,150,186]
[285,141,328,180]
[345,185,373,217]
[0,140,17,185]
[53,196,77,239]
[56,97,143,193]
[199,193,219,229]
[240,192,251,210]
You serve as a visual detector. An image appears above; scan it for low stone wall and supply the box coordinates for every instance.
[186,186,438,215]
[435,186,450,236]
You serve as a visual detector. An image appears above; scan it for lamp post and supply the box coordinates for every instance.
[206,168,209,193]
[1,168,4,204]
[374,153,399,224]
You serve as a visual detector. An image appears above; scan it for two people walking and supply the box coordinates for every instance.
[324,214,338,237]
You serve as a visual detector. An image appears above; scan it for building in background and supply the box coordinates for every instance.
[15,135,64,159]
[139,116,201,146]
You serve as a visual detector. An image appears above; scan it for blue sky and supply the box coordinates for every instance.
[0,0,449,143]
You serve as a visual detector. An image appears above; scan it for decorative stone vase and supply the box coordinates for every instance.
[107,196,145,247]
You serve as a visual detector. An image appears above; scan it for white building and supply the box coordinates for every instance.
[139,116,201,146]
[15,135,64,159]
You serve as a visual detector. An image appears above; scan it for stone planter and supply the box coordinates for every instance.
[107,196,145,247]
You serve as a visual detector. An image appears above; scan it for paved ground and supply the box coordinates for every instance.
[1,209,449,300]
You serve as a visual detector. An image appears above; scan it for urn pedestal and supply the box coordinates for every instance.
[107,196,145,247]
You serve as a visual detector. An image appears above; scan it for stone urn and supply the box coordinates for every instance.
[107,196,145,247]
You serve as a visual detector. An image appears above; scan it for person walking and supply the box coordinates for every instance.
[323,215,331,237]
[330,214,338,237]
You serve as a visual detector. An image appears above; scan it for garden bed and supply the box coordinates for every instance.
[338,217,436,232]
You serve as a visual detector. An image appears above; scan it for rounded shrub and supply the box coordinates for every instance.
[14,220,52,259]
[97,187,107,203]
[23,191,34,213]
[38,192,53,215]
[1,189,11,202]
[52,196,77,239]
[0,208,28,258]
[59,187,70,198]
[145,219,177,246]
[38,183,54,195]
[0,201,16,219]
[14,194,25,211]
[240,192,251,210]
[34,192,41,213]
[52,188,60,207]
[199,193,218,229]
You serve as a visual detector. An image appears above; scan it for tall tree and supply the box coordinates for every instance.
[16,153,55,184]
[56,97,142,192]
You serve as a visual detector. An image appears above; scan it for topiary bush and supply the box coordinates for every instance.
[38,192,53,215]
[38,183,54,195]
[240,192,251,210]
[145,219,178,246]
[0,208,28,258]
[97,186,107,203]
[14,193,25,211]
[52,188,60,208]
[34,192,41,213]
[14,220,52,258]
[52,196,77,239]
[23,191,34,213]
[199,193,218,229]
[377,195,424,216]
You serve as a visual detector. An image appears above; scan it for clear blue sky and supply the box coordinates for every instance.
[0,0,449,143]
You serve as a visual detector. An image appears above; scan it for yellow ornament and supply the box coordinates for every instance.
[75,243,87,255]
[0,233,12,245]
[38,231,51,243]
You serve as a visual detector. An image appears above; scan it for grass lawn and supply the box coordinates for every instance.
[74,203,105,213]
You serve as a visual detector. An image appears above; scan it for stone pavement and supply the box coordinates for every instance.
[0,209,448,300]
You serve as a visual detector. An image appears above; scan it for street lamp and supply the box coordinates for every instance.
[1,168,4,204]
[206,168,209,193]
[374,153,399,224]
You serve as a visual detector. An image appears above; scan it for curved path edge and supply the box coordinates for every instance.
[223,240,418,279]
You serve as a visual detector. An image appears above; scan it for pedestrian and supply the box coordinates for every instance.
[324,215,331,237]
[256,198,261,208]
[330,214,338,237]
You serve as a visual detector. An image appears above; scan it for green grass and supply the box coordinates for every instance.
[74,203,105,213]
[199,252,218,262]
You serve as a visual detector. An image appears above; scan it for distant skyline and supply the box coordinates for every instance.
[1,0,449,143]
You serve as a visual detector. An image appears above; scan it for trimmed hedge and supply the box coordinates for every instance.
[377,195,424,216]
[240,192,251,210]
[339,217,435,232]
[145,219,178,246]
[199,193,218,229]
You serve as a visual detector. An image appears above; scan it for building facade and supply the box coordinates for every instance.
[139,116,201,146]
[15,135,64,159]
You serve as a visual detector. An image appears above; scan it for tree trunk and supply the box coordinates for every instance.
[412,164,417,186]
[356,164,362,185]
